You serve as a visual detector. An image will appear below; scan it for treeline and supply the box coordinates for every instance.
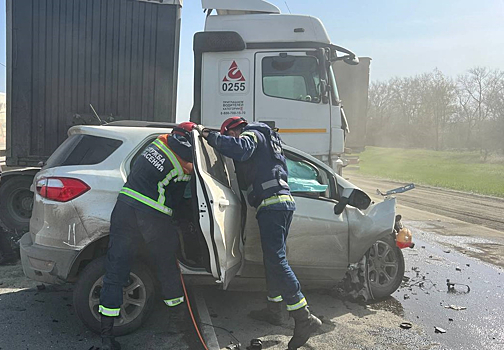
[366,67,504,159]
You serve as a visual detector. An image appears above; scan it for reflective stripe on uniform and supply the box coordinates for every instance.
[99,305,120,317]
[153,139,191,184]
[153,139,184,177]
[120,187,173,216]
[286,297,307,311]
[267,295,283,303]
[241,131,258,143]
[157,169,178,208]
[261,179,280,190]
[257,194,295,210]
[164,296,185,307]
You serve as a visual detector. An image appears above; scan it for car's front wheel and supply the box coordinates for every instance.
[366,235,405,299]
[73,256,156,336]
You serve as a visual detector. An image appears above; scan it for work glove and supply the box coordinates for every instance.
[195,124,210,139]
[194,124,205,135]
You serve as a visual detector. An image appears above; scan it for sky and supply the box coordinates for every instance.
[1,0,504,120]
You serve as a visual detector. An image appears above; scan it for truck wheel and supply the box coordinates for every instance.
[366,235,405,299]
[73,257,156,336]
[0,176,34,232]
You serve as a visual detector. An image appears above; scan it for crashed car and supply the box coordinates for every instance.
[20,121,411,335]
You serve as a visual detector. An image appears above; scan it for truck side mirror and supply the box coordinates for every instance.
[343,56,360,65]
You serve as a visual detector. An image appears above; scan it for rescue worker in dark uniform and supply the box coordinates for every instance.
[98,122,196,350]
[197,117,321,350]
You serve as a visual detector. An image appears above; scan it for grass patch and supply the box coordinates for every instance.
[357,147,504,198]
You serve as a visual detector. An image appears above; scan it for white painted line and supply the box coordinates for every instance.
[192,289,220,350]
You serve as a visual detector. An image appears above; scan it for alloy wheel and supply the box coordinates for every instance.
[367,240,400,289]
[89,272,147,326]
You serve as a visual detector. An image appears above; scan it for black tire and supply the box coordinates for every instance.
[366,235,405,299]
[0,176,34,232]
[73,256,156,336]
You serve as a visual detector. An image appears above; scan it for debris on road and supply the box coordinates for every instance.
[400,322,413,329]
[36,284,46,291]
[456,266,462,271]
[446,279,471,293]
[247,338,263,350]
[443,250,451,253]
[404,294,410,300]
[435,326,447,334]
[444,305,467,311]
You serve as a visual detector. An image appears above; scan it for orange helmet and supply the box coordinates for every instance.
[220,117,248,135]
[173,121,196,137]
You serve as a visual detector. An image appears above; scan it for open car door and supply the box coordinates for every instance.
[192,130,243,289]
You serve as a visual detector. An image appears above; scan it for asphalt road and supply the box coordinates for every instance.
[1,173,503,349]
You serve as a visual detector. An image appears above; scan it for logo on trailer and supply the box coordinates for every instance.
[223,61,246,82]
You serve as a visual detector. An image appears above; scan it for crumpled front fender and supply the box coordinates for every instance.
[346,197,396,263]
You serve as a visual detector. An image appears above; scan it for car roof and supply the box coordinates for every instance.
[68,123,174,143]
[104,120,179,128]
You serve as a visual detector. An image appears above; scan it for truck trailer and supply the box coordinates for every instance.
[1,0,368,232]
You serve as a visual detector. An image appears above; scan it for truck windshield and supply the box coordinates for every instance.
[262,55,321,103]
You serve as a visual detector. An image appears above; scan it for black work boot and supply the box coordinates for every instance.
[101,315,121,350]
[248,301,285,326]
[288,307,322,350]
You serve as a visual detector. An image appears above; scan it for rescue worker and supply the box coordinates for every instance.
[98,122,196,350]
[197,117,322,350]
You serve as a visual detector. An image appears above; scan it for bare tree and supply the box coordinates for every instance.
[456,67,502,158]
[366,67,503,158]
[424,69,457,150]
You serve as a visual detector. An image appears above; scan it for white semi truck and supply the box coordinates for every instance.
[1,0,364,232]
[193,0,359,166]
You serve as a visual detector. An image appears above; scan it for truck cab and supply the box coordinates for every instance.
[192,0,358,167]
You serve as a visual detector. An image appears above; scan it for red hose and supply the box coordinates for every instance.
[178,261,210,350]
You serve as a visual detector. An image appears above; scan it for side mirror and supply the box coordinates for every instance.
[334,197,349,215]
[343,56,360,65]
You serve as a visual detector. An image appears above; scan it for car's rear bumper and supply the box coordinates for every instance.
[20,232,79,284]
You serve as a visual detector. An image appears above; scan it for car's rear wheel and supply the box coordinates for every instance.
[367,235,405,299]
[73,256,156,336]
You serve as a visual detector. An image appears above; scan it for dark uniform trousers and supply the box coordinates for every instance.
[100,200,182,310]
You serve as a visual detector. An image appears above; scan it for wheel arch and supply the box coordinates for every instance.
[349,230,395,264]
[67,235,156,283]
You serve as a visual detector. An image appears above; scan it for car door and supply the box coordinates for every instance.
[192,131,243,289]
[243,148,349,280]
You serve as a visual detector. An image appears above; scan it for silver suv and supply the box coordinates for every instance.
[21,121,408,335]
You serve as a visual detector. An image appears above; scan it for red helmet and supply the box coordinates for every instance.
[172,121,196,136]
[220,117,248,135]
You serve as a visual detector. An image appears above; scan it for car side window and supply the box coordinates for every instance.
[130,136,159,172]
[285,151,336,200]
[199,138,230,188]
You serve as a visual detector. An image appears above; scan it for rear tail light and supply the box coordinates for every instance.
[36,177,90,202]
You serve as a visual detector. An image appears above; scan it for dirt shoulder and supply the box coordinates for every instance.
[346,172,504,267]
